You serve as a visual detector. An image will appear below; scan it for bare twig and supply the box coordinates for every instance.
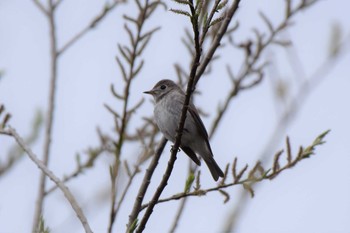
[44,147,104,195]
[32,0,48,15]
[139,130,329,209]
[29,0,126,230]
[58,0,126,55]
[223,1,348,231]
[108,1,163,231]
[168,193,189,233]
[113,165,140,221]
[166,1,242,230]
[194,0,241,86]
[2,127,93,233]
[127,137,167,231]
[32,0,59,231]
[135,1,203,231]
[0,111,43,177]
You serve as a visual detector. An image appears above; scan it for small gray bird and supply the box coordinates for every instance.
[144,79,224,181]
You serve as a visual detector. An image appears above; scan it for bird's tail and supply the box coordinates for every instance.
[203,157,224,181]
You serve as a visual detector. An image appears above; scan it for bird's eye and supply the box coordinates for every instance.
[160,84,166,90]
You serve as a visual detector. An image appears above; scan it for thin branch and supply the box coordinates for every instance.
[2,127,93,233]
[166,2,241,230]
[127,137,167,230]
[259,31,349,163]
[0,111,43,177]
[113,166,140,220]
[139,130,329,209]
[32,0,48,16]
[194,0,241,86]
[199,0,221,46]
[109,0,163,231]
[135,1,202,232]
[168,191,189,233]
[32,0,59,231]
[44,147,104,195]
[58,0,125,55]
[223,1,346,231]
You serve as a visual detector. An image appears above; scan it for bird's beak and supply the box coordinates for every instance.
[143,89,155,95]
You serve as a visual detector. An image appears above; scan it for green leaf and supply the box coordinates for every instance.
[184,172,195,193]
[38,216,51,233]
[313,129,331,146]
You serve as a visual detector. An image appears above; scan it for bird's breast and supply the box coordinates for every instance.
[154,100,180,142]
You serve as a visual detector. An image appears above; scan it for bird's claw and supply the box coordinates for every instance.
[170,145,181,152]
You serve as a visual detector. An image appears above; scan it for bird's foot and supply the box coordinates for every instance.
[170,145,181,153]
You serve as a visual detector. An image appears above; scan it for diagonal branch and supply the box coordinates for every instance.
[127,137,167,231]
[32,0,48,16]
[57,0,126,55]
[2,127,93,233]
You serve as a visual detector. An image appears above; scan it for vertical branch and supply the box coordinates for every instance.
[32,0,59,231]
[109,0,164,231]
[167,1,242,231]
[135,1,202,232]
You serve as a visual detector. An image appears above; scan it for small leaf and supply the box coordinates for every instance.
[75,153,81,168]
[184,172,195,193]
[272,39,292,47]
[243,183,255,198]
[272,149,283,172]
[313,129,331,146]
[217,0,228,11]
[218,189,230,203]
[170,8,191,17]
[38,216,51,233]
[194,170,201,191]
[209,16,224,28]
[328,23,342,57]
[172,0,190,5]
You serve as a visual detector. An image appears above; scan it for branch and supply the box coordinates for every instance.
[44,146,104,195]
[32,0,59,230]
[58,0,125,55]
[0,110,43,177]
[108,1,164,232]
[139,130,330,209]
[166,1,242,230]
[135,1,203,232]
[194,0,241,86]
[32,0,48,16]
[127,137,167,231]
[1,127,93,233]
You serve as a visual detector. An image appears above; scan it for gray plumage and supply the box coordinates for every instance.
[144,79,224,181]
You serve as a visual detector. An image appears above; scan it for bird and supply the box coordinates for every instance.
[144,79,224,181]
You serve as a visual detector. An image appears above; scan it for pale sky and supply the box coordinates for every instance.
[0,0,349,232]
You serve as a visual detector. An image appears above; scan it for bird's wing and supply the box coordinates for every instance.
[174,94,212,153]
[181,146,201,165]
[187,104,214,155]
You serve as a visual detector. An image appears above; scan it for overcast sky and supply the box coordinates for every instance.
[0,0,350,232]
